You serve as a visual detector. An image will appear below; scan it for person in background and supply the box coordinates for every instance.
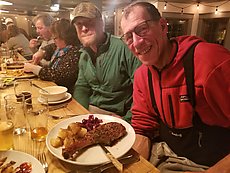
[0,27,8,45]
[120,1,230,173]
[6,24,33,60]
[24,18,81,94]
[29,13,55,65]
[5,18,31,41]
[72,2,141,122]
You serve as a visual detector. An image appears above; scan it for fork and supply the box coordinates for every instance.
[38,152,48,173]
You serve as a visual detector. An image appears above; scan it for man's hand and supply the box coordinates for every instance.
[29,38,40,49]
[133,134,151,160]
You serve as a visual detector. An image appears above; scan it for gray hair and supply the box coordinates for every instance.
[122,1,161,21]
[32,13,54,27]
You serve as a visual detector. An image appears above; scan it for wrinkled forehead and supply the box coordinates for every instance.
[73,16,92,23]
[35,19,46,28]
[121,6,149,33]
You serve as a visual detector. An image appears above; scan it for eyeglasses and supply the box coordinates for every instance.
[120,20,153,45]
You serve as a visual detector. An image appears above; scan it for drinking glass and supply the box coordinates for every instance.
[0,104,14,150]
[14,79,32,101]
[4,94,27,135]
[24,96,49,142]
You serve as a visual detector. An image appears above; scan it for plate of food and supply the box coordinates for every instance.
[0,150,45,173]
[6,61,25,69]
[46,114,135,165]
[0,77,15,88]
[0,69,36,79]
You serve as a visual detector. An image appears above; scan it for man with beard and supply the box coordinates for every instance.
[71,2,141,123]
[120,1,230,173]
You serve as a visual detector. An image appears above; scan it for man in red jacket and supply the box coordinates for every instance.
[120,1,230,173]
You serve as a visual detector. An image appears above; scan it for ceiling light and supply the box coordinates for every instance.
[0,0,13,5]
[50,0,59,11]
[50,3,59,11]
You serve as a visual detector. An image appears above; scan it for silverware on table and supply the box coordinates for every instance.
[49,114,78,120]
[100,144,123,172]
[38,152,48,173]
[48,103,68,111]
[32,83,49,94]
[87,153,140,173]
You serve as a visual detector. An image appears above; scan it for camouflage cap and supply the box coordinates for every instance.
[72,2,102,21]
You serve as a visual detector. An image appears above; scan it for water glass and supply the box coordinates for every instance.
[24,96,49,142]
[4,94,27,135]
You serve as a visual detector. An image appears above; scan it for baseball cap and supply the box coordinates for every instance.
[5,18,14,25]
[72,2,102,22]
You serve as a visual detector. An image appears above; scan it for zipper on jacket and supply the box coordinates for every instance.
[157,70,168,125]
[168,95,175,128]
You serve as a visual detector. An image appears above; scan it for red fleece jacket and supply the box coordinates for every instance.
[131,35,230,138]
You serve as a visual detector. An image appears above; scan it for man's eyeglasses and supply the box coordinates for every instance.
[120,20,153,45]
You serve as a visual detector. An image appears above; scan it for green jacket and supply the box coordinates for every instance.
[73,33,141,122]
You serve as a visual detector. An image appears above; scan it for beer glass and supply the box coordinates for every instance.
[24,96,49,142]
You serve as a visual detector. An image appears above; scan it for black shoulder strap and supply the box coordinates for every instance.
[183,41,201,108]
[148,41,201,124]
[148,69,160,116]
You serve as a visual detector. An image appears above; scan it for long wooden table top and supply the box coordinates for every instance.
[0,78,159,173]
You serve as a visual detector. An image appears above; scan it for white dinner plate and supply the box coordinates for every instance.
[0,150,45,173]
[38,92,72,105]
[46,114,135,165]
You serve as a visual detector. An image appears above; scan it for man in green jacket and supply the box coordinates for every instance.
[72,2,141,122]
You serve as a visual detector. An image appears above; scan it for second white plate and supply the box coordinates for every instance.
[0,150,45,173]
[38,92,72,104]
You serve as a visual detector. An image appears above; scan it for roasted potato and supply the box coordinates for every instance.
[77,128,87,138]
[50,137,63,148]
[67,122,81,135]
[57,128,71,139]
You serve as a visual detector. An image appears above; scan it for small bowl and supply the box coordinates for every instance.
[39,86,67,102]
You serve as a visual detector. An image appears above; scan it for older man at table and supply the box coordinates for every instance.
[71,2,141,123]
[120,1,230,173]
[29,13,56,65]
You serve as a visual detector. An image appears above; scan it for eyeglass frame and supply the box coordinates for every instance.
[120,19,154,45]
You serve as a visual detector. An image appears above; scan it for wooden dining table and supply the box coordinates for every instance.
[0,76,160,173]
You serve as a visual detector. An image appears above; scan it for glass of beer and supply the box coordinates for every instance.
[24,96,48,142]
[0,121,14,150]
[0,104,14,150]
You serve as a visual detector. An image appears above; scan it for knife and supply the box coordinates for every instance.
[49,103,68,111]
[32,83,49,93]
[100,144,123,172]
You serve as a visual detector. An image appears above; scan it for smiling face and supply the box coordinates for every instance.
[121,5,169,67]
